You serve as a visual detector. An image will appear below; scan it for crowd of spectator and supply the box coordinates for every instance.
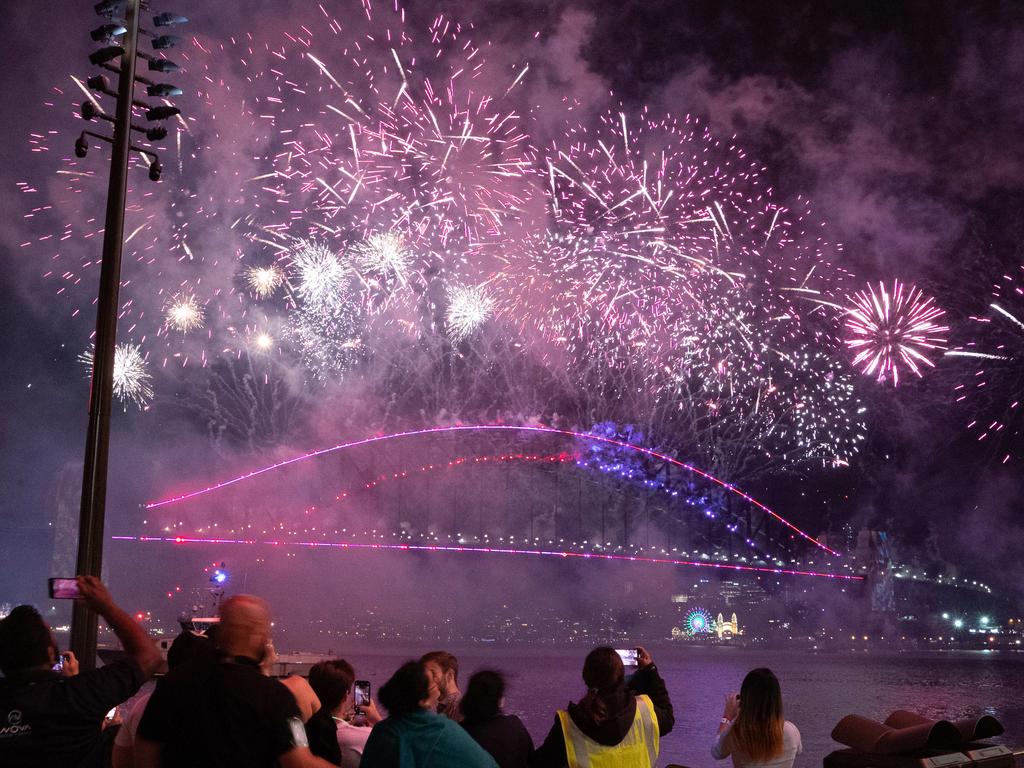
[0,579,803,768]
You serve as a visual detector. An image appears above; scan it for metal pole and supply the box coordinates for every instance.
[70,0,140,671]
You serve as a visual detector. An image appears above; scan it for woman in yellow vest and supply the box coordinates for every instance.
[532,646,674,768]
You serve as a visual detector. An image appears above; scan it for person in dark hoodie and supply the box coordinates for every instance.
[460,670,534,768]
[532,646,673,768]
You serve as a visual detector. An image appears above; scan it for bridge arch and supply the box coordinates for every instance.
[134,425,855,580]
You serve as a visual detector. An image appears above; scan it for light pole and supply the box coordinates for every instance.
[70,0,187,670]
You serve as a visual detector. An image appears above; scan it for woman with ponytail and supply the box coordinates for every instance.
[532,646,673,767]
[712,668,801,768]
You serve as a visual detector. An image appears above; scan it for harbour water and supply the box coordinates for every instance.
[341,646,1024,766]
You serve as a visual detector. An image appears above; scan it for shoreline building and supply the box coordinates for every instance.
[715,612,741,640]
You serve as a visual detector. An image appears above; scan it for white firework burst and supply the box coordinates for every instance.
[78,343,154,409]
[351,232,411,283]
[446,284,494,343]
[290,241,349,308]
[246,265,285,299]
[164,294,204,333]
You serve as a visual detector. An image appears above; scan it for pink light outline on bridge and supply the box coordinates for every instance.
[145,424,839,556]
[110,535,861,581]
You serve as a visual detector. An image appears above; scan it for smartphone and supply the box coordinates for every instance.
[52,656,64,673]
[48,578,81,600]
[353,680,371,714]
[615,648,638,666]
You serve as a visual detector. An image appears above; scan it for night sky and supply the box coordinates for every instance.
[1,0,1023,619]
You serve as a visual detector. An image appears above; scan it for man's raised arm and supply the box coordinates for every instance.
[77,576,162,678]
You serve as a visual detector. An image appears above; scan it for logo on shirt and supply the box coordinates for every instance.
[288,717,309,749]
[0,710,31,738]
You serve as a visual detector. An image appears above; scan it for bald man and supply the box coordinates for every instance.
[135,595,334,768]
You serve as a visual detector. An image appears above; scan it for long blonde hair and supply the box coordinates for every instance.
[730,668,784,762]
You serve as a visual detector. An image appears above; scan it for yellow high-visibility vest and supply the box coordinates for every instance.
[557,693,660,768]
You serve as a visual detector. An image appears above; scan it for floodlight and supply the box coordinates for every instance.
[75,133,89,158]
[145,126,168,141]
[147,58,180,73]
[153,12,188,27]
[151,35,180,50]
[90,23,127,42]
[148,159,163,182]
[80,101,99,121]
[86,74,110,91]
[147,83,182,98]
[88,46,124,66]
[145,105,180,121]
[94,0,122,17]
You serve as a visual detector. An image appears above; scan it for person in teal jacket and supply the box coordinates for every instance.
[360,660,498,768]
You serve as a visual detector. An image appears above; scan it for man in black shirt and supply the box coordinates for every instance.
[0,576,162,768]
[136,594,334,768]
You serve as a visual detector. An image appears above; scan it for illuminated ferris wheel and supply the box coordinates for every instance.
[684,607,714,635]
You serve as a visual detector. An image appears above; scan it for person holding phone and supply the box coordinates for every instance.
[306,659,382,767]
[532,645,674,768]
[711,668,801,768]
[0,576,161,768]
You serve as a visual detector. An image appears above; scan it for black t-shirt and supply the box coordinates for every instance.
[0,660,145,768]
[137,653,304,768]
[306,708,342,765]
[461,714,534,768]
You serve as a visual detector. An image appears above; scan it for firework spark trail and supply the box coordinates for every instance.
[844,280,949,386]
[948,266,1024,463]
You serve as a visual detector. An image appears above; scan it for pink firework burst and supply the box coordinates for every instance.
[844,280,948,386]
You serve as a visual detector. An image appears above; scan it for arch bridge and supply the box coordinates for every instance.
[132,426,859,581]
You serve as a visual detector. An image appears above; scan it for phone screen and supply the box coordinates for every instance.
[353,681,371,710]
[615,648,638,666]
[49,578,81,600]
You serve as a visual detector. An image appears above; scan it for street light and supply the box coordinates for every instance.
[70,0,188,672]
